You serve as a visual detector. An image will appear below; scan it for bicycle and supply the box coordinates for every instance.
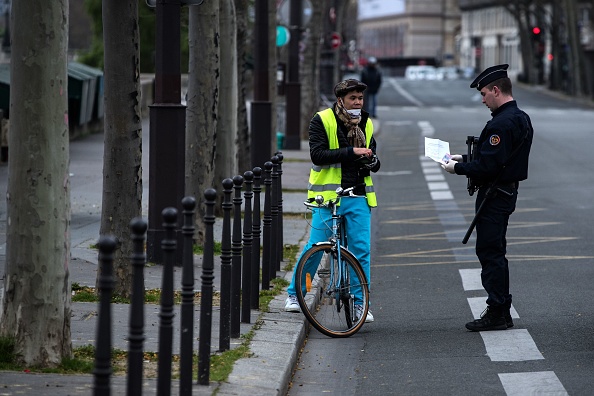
[294,185,370,338]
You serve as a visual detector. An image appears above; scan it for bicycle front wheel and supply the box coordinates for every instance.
[295,243,370,338]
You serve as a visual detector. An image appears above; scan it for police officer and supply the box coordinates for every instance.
[443,64,533,331]
[284,78,380,323]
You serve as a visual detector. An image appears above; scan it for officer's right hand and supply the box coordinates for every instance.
[450,154,463,162]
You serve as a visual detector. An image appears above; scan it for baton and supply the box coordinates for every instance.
[462,186,493,244]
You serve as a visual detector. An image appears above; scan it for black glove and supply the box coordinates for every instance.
[363,154,378,170]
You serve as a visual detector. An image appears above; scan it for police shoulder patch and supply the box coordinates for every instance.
[489,134,501,146]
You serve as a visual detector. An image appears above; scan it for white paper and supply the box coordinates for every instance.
[424,137,452,165]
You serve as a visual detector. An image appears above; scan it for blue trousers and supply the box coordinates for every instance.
[364,92,378,117]
[287,196,371,304]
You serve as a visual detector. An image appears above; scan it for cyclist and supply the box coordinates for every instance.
[285,78,380,323]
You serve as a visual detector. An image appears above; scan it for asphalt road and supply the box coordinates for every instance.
[288,77,594,395]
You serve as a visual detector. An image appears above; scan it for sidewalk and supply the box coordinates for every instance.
[0,132,313,394]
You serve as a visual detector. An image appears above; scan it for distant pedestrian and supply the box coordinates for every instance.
[360,57,382,118]
[284,78,380,324]
[442,64,534,331]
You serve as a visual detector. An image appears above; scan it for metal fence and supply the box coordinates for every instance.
[93,154,286,396]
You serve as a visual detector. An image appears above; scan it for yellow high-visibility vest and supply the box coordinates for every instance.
[307,108,377,207]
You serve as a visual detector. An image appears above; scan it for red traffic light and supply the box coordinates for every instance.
[532,26,541,35]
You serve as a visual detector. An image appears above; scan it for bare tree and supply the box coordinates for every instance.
[268,0,278,153]
[564,0,590,96]
[214,0,238,197]
[0,0,71,366]
[234,0,251,172]
[186,0,219,243]
[99,0,143,296]
[300,0,328,138]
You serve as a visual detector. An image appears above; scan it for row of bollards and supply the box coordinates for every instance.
[93,154,285,395]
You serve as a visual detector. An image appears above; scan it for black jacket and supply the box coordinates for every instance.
[309,104,380,196]
[361,66,382,94]
[455,100,533,185]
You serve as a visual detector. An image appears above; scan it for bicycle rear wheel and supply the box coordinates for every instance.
[295,242,369,338]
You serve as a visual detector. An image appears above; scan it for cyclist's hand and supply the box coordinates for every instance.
[450,154,463,162]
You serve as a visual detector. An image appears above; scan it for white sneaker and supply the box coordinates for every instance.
[355,305,374,323]
[285,295,300,312]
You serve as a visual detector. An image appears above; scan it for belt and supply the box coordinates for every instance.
[496,182,519,189]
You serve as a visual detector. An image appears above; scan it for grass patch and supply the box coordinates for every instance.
[71,282,221,306]
[193,241,222,255]
[208,328,256,382]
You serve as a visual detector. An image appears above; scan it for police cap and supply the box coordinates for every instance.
[334,78,367,98]
[470,64,509,90]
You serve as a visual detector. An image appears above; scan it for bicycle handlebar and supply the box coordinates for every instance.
[303,183,366,209]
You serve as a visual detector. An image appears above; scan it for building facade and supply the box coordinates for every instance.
[357,0,461,74]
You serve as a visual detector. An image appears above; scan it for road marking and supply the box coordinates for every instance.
[389,79,424,107]
[459,268,482,290]
[480,330,544,361]
[375,170,412,176]
[498,372,568,395]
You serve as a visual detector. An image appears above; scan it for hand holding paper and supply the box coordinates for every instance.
[442,159,457,174]
[424,137,452,165]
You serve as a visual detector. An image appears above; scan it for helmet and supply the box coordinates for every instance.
[368,56,377,64]
[334,79,367,98]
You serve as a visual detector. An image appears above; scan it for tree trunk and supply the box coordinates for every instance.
[186,0,219,244]
[268,0,278,154]
[99,0,143,297]
[564,0,589,97]
[0,0,72,366]
[300,0,327,139]
[215,0,238,202]
[235,0,251,173]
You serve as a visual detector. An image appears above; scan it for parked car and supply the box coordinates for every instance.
[404,65,437,81]
[436,67,459,80]
[459,66,476,80]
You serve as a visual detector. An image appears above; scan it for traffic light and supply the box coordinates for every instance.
[531,26,542,42]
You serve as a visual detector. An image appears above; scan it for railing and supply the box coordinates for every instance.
[93,154,286,395]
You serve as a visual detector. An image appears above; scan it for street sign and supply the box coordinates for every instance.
[276,26,291,47]
[330,32,341,49]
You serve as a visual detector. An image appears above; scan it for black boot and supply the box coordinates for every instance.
[504,310,514,328]
[465,306,507,331]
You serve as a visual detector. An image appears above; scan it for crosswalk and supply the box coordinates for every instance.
[419,120,569,395]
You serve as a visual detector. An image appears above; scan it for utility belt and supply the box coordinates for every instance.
[469,180,519,196]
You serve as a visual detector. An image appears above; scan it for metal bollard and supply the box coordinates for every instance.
[275,152,284,263]
[180,197,196,394]
[230,175,244,338]
[241,171,253,323]
[261,161,273,289]
[270,156,279,275]
[219,178,234,351]
[93,236,117,396]
[198,189,217,385]
[250,167,262,309]
[157,207,177,396]
[127,219,147,395]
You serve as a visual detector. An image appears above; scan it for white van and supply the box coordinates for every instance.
[404,65,437,80]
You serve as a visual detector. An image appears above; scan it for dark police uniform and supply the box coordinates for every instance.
[452,64,533,330]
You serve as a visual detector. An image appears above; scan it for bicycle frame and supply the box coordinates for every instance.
[296,186,370,337]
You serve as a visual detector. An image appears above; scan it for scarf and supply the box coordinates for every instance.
[335,102,366,148]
